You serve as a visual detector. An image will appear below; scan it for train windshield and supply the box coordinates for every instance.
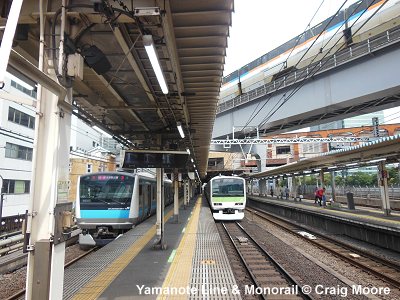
[80,174,135,206]
[212,178,244,197]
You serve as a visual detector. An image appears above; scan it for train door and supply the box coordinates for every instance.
[144,181,151,217]
[139,182,144,220]
[151,182,156,213]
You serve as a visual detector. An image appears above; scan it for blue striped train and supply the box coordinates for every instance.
[76,171,173,247]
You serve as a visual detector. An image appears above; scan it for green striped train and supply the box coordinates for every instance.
[204,175,246,221]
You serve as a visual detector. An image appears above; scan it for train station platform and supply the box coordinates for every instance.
[248,195,400,252]
[63,196,240,300]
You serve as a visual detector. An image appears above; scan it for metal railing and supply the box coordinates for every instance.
[217,25,400,114]
[299,185,400,201]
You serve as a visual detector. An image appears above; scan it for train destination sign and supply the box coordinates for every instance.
[121,150,189,169]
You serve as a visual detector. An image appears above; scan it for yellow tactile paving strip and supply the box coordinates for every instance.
[157,197,202,300]
[71,209,175,300]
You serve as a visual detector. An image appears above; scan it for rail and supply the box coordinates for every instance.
[221,221,312,299]
[246,206,400,289]
[217,25,400,114]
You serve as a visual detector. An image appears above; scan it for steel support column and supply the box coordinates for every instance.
[173,171,179,223]
[331,171,337,203]
[154,168,166,249]
[378,162,391,216]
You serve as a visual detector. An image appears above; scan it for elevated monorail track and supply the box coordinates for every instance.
[246,206,400,290]
[219,221,311,300]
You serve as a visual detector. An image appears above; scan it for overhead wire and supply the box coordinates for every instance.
[253,0,353,129]
[240,0,349,133]
[241,0,327,133]
[257,0,388,130]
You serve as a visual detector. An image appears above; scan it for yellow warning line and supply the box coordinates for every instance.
[157,197,202,300]
[71,210,174,300]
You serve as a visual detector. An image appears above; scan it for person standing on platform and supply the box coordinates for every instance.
[314,187,319,204]
[321,187,327,207]
[270,186,274,198]
[285,186,289,200]
[316,187,326,206]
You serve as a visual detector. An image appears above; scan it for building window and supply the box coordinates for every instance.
[276,146,291,155]
[87,163,93,173]
[8,107,35,129]
[2,179,30,194]
[10,80,37,98]
[5,142,33,161]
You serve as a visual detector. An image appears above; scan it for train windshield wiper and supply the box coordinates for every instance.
[107,198,125,205]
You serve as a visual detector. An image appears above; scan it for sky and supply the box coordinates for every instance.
[223,0,400,125]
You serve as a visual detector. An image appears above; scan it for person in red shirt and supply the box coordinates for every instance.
[316,187,326,206]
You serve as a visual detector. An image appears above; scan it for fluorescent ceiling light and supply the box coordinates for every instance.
[346,162,358,167]
[143,35,168,94]
[369,158,386,163]
[177,122,185,138]
[0,0,23,85]
[186,148,190,154]
[328,166,338,169]
[93,125,112,138]
[191,158,194,163]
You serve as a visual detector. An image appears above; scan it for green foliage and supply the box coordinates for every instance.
[332,168,400,186]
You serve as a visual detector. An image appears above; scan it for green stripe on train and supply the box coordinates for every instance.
[212,196,244,202]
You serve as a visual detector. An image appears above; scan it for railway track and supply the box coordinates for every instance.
[5,246,98,300]
[246,206,400,289]
[220,221,312,300]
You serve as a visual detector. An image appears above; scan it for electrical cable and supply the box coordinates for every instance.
[240,0,349,133]
[239,0,328,132]
[257,0,387,130]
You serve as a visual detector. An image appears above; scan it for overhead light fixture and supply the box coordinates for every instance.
[191,158,194,163]
[0,0,23,86]
[93,125,113,138]
[177,122,185,138]
[368,158,386,163]
[346,162,358,167]
[142,35,168,94]
[186,148,190,154]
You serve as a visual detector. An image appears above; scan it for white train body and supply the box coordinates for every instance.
[75,172,172,246]
[205,175,246,221]
[220,0,400,103]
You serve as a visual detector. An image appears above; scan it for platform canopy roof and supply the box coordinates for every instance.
[251,135,400,178]
[2,0,234,178]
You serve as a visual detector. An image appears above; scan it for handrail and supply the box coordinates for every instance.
[217,25,400,114]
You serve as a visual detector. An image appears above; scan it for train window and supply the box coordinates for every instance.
[348,0,365,16]
[212,178,244,197]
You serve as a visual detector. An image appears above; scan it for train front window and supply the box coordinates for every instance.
[80,174,135,205]
[212,179,244,197]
